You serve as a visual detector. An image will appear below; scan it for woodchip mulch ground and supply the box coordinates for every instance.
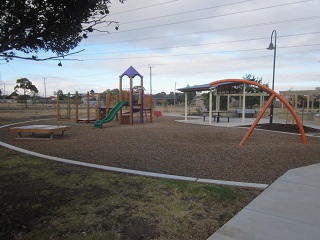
[1,116,320,184]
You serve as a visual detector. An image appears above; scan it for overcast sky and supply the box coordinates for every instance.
[1,0,320,97]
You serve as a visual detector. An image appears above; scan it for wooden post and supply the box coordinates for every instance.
[86,92,90,121]
[140,77,144,123]
[75,91,79,123]
[56,91,60,121]
[130,76,133,125]
[119,77,123,124]
[95,94,101,120]
[67,92,71,120]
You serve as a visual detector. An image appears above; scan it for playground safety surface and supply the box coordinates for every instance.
[1,116,320,184]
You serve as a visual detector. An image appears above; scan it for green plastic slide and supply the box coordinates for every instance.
[94,101,128,128]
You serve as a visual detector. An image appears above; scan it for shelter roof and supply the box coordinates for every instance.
[177,84,211,92]
[120,66,143,78]
[177,80,244,93]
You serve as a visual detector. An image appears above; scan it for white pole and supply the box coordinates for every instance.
[242,83,246,123]
[184,92,188,121]
[209,88,213,125]
[174,82,176,107]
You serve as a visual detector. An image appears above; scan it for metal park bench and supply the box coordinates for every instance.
[236,109,256,118]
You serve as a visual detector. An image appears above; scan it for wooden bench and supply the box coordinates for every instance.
[236,109,256,118]
[9,125,71,139]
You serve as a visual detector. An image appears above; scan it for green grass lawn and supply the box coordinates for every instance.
[0,146,261,239]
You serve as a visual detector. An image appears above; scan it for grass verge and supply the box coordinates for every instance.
[0,146,261,239]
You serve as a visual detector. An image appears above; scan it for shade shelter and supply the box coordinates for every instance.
[210,79,307,145]
[177,80,261,124]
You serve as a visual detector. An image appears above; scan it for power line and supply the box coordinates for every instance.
[77,43,320,60]
[84,15,320,46]
[79,31,320,56]
[109,0,181,16]
[120,0,256,25]
[105,0,314,34]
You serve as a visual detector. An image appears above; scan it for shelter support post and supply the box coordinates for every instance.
[184,92,188,121]
[209,88,213,125]
[242,83,246,123]
[216,94,220,111]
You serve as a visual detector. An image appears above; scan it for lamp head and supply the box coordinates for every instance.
[267,42,275,50]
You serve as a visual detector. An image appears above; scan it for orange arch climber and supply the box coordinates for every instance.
[210,79,307,145]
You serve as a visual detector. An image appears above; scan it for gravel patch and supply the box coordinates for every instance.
[1,116,319,184]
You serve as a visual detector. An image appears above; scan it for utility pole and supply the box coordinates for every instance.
[43,77,47,102]
[174,82,177,106]
[148,65,154,95]
[3,82,5,101]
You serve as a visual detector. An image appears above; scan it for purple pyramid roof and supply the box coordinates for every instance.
[120,66,143,78]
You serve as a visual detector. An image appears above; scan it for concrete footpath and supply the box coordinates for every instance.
[208,163,320,240]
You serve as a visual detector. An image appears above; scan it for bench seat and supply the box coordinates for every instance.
[236,109,256,118]
[9,125,71,139]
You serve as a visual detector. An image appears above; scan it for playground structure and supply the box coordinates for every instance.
[94,66,153,128]
[56,92,110,123]
[210,79,307,145]
[118,66,153,125]
[56,91,101,123]
[57,66,153,127]
[56,92,71,121]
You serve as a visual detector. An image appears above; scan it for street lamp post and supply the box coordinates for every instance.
[267,30,277,124]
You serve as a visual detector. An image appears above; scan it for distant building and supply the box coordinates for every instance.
[279,87,320,111]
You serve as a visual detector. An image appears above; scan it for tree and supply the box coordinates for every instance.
[56,89,64,100]
[0,0,125,64]
[14,78,38,108]
[183,85,196,113]
[104,88,119,96]
[242,74,269,108]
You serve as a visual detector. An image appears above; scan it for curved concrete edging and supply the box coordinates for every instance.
[0,122,268,189]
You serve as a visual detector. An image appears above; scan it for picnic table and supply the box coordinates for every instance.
[9,125,71,139]
[202,111,230,123]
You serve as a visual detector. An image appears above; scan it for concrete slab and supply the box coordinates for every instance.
[207,163,320,240]
[246,179,320,226]
[280,164,320,188]
[208,208,320,240]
